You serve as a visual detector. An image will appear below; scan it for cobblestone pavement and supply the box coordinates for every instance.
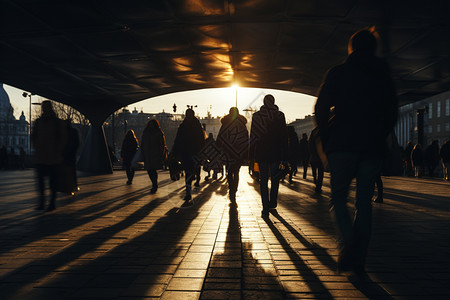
[0,169,449,299]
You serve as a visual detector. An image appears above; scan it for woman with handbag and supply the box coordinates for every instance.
[141,119,167,194]
[121,130,139,185]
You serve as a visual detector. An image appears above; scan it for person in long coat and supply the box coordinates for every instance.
[216,107,249,202]
[298,133,310,179]
[31,100,66,211]
[141,119,167,194]
[172,109,205,201]
[411,143,424,178]
[121,129,139,185]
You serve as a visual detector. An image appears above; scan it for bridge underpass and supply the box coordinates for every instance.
[1,0,449,173]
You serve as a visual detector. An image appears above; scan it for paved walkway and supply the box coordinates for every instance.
[0,169,449,299]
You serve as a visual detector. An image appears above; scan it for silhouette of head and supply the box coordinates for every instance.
[263,94,275,107]
[41,100,54,115]
[348,27,379,55]
[185,108,195,119]
[146,119,161,130]
[229,107,239,119]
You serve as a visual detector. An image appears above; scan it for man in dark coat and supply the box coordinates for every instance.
[315,28,398,274]
[32,100,66,211]
[249,94,288,218]
[172,109,205,201]
[217,107,249,202]
[298,133,310,179]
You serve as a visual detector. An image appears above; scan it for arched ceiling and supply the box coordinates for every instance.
[1,0,449,124]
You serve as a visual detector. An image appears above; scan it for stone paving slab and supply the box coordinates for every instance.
[0,169,450,299]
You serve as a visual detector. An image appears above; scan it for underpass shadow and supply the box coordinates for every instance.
[1,179,221,299]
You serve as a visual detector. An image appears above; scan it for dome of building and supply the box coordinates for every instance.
[0,83,15,121]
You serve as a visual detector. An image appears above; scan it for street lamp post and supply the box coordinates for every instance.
[22,92,35,154]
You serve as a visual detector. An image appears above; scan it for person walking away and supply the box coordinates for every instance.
[217,107,249,202]
[19,147,26,170]
[315,27,398,275]
[121,129,139,185]
[425,140,440,177]
[141,119,167,194]
[308,127,324,193]
[403,141,414,176]
[172,109,205,201]
[249,94,288,219]
[411,144,424,178]
[299,133,310,179]
[440,139,450,180]
[31,100,66,211]
[287,126,299,184]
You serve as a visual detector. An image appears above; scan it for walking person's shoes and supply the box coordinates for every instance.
[373,197,383,203]
[126,180,132,185]
[150,187,157,194]
[184,193,192,201]
[337,242,356,274]
[261,210,269,219]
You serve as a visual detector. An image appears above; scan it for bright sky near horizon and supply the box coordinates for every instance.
[4,83,316,123]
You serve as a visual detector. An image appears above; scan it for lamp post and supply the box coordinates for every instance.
[22,92,35,154]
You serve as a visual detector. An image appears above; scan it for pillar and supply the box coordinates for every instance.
[77,124,112,174]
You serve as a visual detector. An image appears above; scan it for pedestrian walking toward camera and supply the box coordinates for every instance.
[217,107,249,202]
[32,100,66,211]
[309,127,324,193]
[141,119,167,194]
[299,133,310,179]
[172,109,205,201]
[121,129,139,185]
[411,144,424,178]
[315,27,398,275]
[249,94,288,219]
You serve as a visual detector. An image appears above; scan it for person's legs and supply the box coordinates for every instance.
[353,156,382,270]
[302,161,308,179]
[328,152,358,271]
[147,169,158,193]
[269,161,281,209]
[36,164,46,209]
[48,164,59,210]
[444,161,450,180]
[374,174,383,202]
[125,162,134,184]
[311,163,318,183]
[259,162,270,215]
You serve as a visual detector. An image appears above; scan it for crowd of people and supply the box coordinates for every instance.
[17,27,450,278]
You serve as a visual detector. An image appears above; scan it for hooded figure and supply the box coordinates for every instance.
[216,107,249,202]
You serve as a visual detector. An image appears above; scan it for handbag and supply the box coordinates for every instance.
[131,147,144,169]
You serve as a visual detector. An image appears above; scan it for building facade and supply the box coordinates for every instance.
[395,90,450,148]
[0,83,29,161]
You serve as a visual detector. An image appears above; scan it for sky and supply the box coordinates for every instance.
[4,84,316,123]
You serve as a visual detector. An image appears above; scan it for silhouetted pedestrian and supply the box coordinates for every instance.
[141,119,167,194]
[403,142,414,176]
[0,144,7,169]
[217,107,249,202]
[309,127,324,193]
[440,139,450,181]
[298,133,310,179]
[315,27,398,275]
[19,147,26,170]
[172,109,205,201]
[31,100,66,211]
[121,129,138,185]
[287,126,299,184]
[249,94,288,219]
[411,144,424,178]
[425,140,440,177]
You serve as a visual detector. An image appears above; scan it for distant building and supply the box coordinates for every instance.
[0,83,29,160]
[288,115,315,138]
[395,90,450,147]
